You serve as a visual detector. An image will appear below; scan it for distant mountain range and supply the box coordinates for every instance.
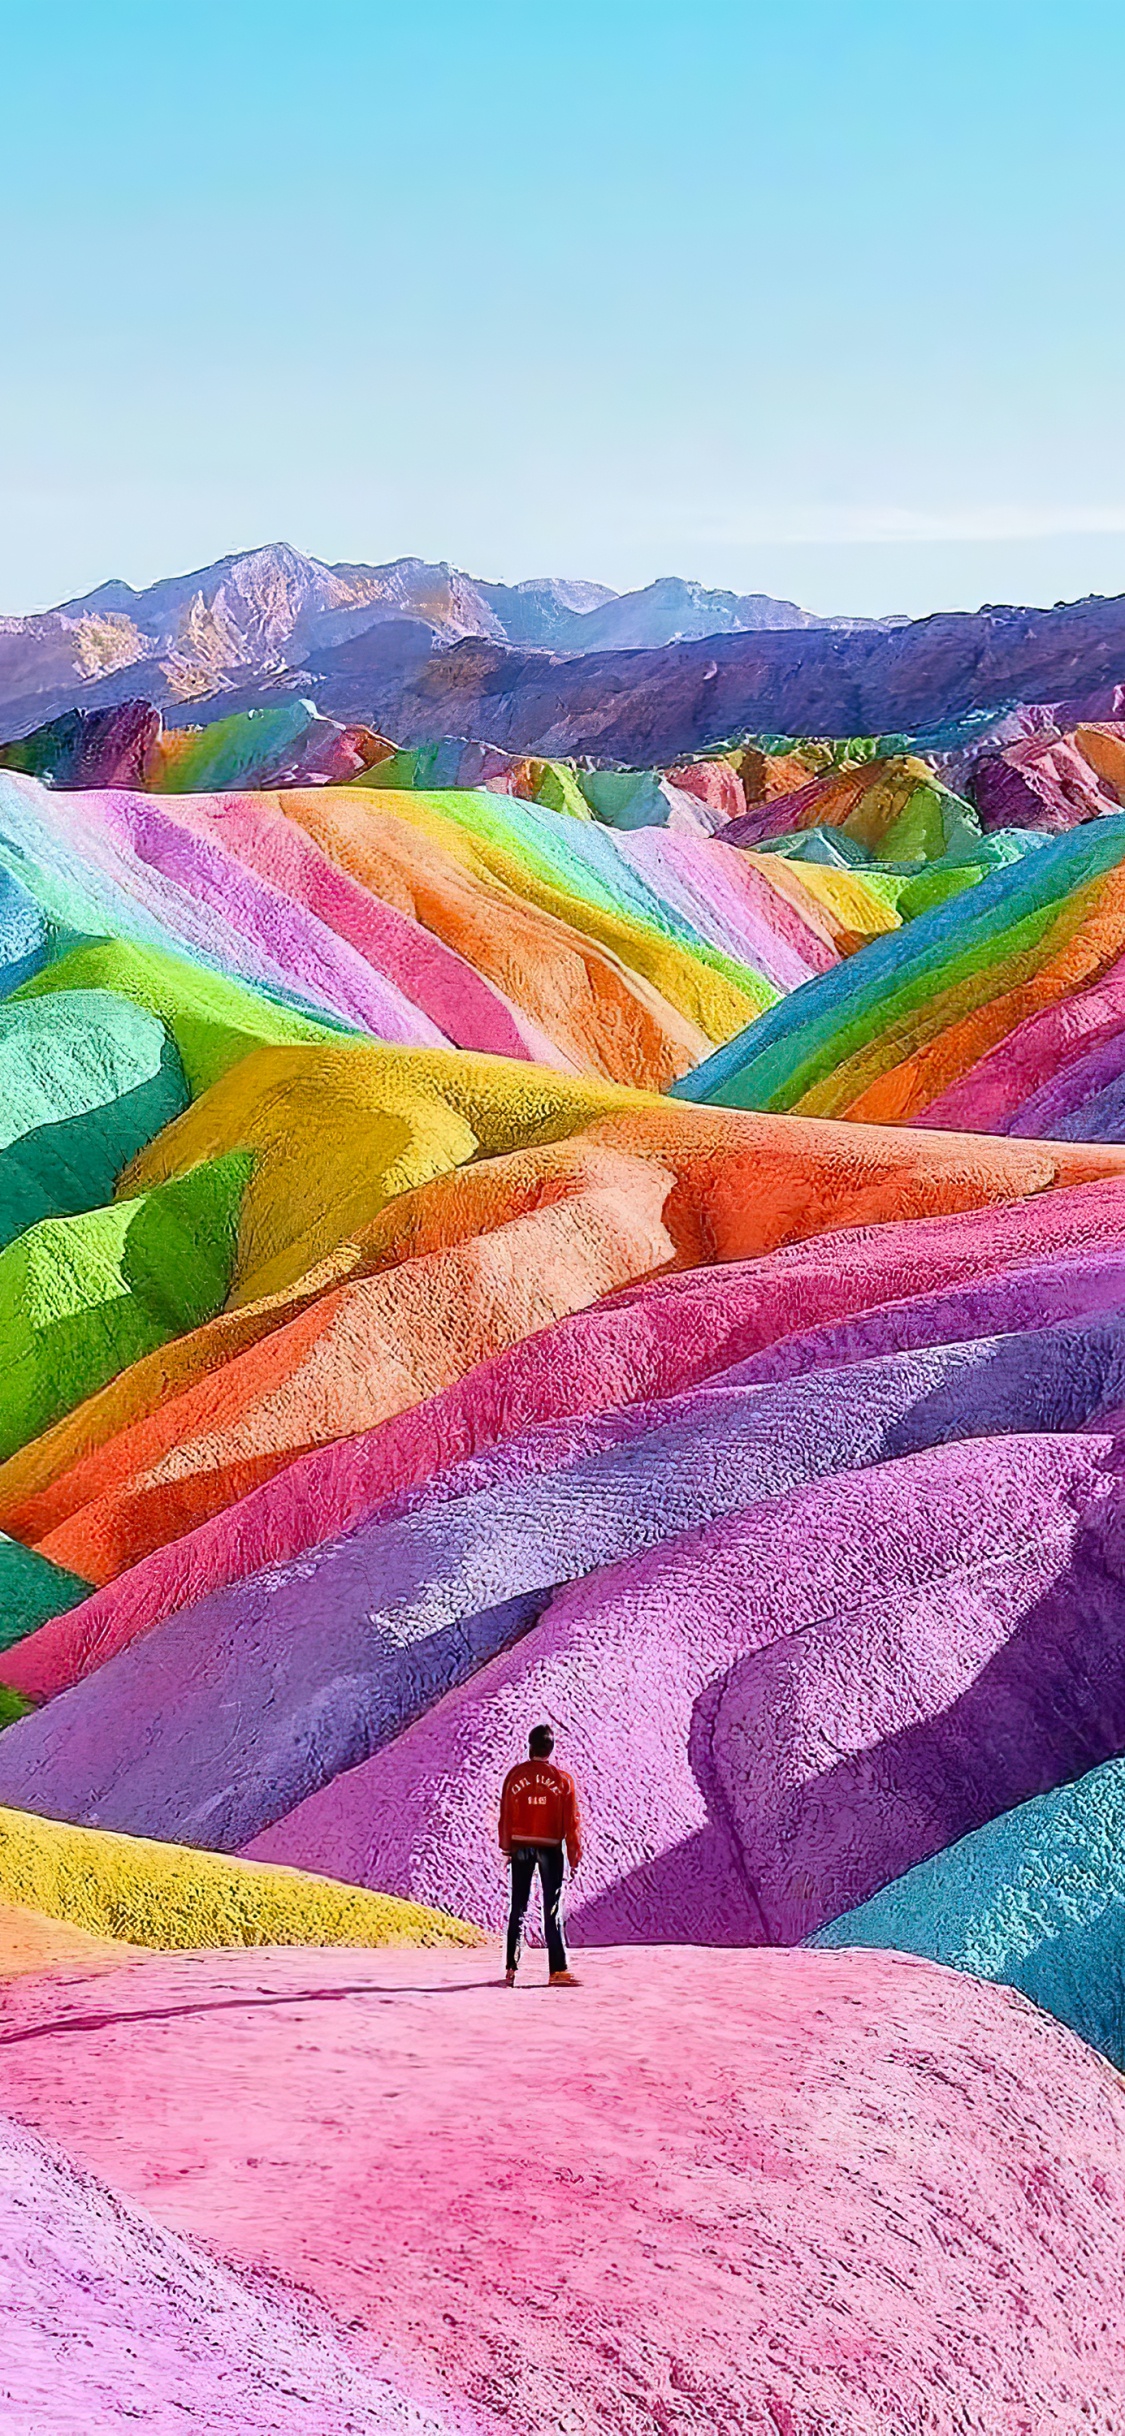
[5,541,1125,762]
[0,543,895,739]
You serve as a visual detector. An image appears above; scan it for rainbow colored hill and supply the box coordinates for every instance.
[2,746,1125,1963]
[5,714,1125,2426]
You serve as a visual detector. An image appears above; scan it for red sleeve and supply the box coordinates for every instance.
[563,1775,582,1869]
[499,1773,513,1853]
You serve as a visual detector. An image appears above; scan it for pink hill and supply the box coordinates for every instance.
[4,1942,1125,2433]
[0,2110,444,2434]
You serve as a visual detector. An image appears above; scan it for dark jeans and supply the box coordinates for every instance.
[506,1842,567,1975]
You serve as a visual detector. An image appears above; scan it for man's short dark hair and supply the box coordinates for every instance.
[528,1723,555,1758]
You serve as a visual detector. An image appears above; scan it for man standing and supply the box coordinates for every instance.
[499,1724,583,1986]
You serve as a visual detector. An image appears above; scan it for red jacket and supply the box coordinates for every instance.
[499,1760,582,1868]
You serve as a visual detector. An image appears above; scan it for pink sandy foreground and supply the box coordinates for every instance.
[3,1941,1125,2433]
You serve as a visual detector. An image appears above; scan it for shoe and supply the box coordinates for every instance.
[549,1970,581,1986]
[504,1968,516,1987]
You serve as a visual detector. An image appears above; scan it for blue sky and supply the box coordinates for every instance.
[3,0,1125,617]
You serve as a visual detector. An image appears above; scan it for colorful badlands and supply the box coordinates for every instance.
[4,732,1125,2423]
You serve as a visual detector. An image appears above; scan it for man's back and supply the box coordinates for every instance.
[499,1759,581,1864]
